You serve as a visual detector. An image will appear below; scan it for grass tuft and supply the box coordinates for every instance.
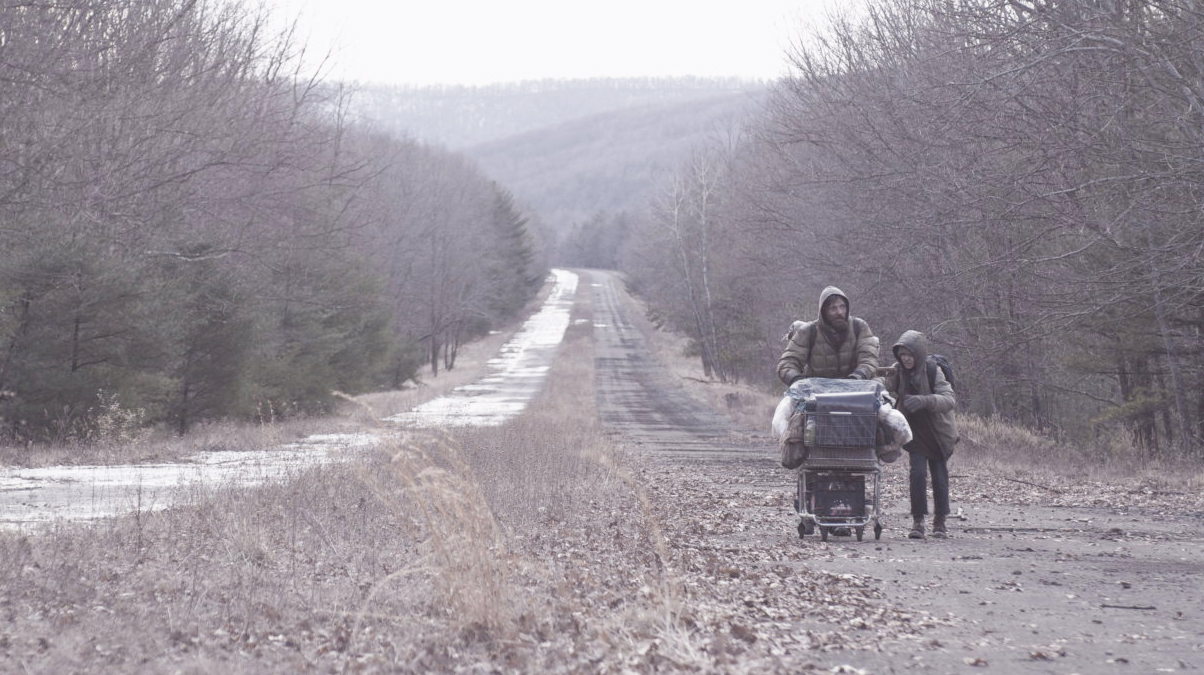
[355,429,517,640]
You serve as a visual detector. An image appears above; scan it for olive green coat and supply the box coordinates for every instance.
[881,330,958,460]
[777,286,880,384]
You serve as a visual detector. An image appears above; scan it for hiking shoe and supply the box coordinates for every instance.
[932,516,948,539]
[832,527,852,537]
[908,518,925,539]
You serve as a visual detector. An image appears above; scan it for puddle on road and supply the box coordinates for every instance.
[384,268,577,427]
[0,433,377,530]
[0,270,578,530]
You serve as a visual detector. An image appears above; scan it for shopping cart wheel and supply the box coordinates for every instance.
[820,526,829,542]
[797,519,815,538]
[855,526,864,542]
[873,522,883,540]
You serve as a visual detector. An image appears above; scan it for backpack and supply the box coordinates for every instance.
[926,354,955,390]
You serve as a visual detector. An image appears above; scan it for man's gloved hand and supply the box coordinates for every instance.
[783,370,803,385]
[901,396,928,413]
[847,372,864,380]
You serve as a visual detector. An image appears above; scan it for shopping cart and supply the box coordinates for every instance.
[790,380,884,542]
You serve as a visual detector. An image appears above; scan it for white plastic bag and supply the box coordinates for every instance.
[771,394,794,438]
[877,402,913,446]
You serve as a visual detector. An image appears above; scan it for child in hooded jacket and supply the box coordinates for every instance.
[880,330,959,539]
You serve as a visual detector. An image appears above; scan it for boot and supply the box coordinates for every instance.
[908,516,925,539]
[932,514,948,538]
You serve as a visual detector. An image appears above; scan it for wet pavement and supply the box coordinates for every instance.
[384,268,577,427]
[0,433,376,529]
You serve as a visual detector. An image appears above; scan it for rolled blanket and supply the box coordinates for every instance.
[875,402,912,463]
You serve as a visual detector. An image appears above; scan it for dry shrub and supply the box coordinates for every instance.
[0,461,426,673]
[357,429,516,638]
[957,413,1204,489]
[957,414,1062,468]
[443,277,708,666]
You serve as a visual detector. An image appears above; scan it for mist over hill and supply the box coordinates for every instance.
[352,77,766,149]
[351,77,770,234]
[466,90,766,227]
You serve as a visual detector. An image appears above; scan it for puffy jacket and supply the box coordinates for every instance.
[882,330,958,460]
[777,286,880,384]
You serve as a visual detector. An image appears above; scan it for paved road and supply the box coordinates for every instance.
[590,269,742,454]
[583,269,1204,674]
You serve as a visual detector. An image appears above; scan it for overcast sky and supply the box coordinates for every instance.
[262,0,836,87]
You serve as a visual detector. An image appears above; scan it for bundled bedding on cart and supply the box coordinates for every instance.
[772,377,912,469]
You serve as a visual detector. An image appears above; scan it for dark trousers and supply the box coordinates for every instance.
[909,452,950,518]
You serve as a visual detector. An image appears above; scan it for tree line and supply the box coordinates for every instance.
[620,0,1203,457]
[0,0,544,442]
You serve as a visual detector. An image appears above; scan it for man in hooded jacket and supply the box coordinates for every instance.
[881,330,959,539]
[777,286,880,385]
[777,286,880,538]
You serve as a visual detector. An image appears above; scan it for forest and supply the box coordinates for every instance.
[618,0,1203,458]
[0,0,544,442]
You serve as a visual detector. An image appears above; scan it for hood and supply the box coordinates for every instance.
[817,286,850,328]
[892,330,929,371]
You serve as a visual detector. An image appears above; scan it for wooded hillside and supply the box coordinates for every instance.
[468,91,766,235]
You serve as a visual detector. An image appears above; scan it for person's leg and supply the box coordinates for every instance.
[908,452,928,538]
[930,456,950,516]
[930,456,950,537]
[908,452,929,517]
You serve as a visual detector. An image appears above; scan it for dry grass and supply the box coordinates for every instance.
[957,413,1204,492]
[352,429,515,642]
[0,411,532,672]
[0,460,428,672]
[437,277,705,664]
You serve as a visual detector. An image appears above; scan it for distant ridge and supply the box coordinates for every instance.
[351,76,767,149]
[467,90,767,225]
[350,76,771,231]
